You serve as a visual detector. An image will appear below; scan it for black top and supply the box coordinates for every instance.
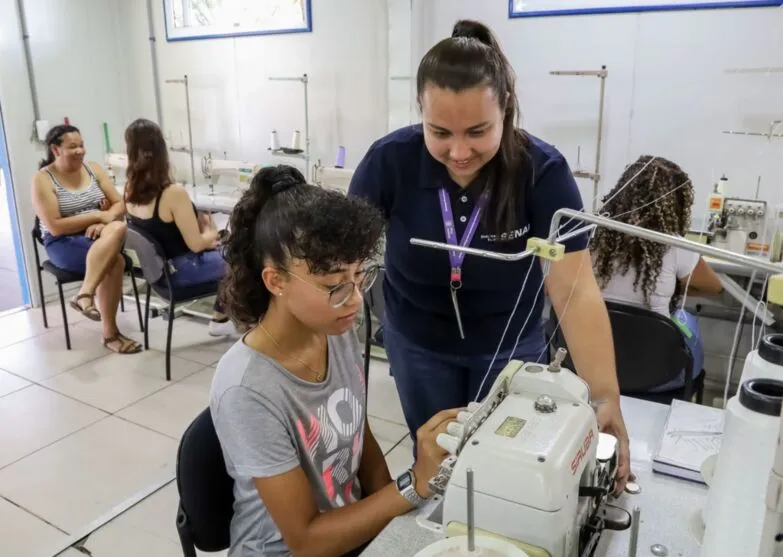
[127,190,195,258]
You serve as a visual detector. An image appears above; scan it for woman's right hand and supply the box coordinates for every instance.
[411,408,461,498]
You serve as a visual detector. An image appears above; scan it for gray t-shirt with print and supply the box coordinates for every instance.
[210,331,366,557]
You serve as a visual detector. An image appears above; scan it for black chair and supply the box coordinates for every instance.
[31,217,144,349]
[175,408,373,557]
[125,224,220,380]
[176,407,234,557]
[362,266,386,392]
[547,300,705,406]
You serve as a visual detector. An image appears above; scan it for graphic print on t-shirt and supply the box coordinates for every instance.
[295,386,364,507]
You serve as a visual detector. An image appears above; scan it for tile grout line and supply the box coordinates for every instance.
[0,494,70,536]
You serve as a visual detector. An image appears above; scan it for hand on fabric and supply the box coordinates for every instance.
[595,399,631,495]
[85,223,105,239]
[412,408,461,498]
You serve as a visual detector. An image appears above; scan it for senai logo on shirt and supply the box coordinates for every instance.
[481,224,530,243]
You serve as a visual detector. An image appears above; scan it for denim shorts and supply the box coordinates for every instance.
[44,233,94,274]
[169,250,227,288]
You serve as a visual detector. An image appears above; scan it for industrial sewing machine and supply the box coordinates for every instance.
[705,176,768,256]
[420,349,630,557]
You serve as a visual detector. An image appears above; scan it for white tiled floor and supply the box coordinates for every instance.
[0,304,412,557]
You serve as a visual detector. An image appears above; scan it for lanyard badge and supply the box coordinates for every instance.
[438,188,488,340]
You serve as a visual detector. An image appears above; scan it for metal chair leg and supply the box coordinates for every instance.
[57,282,71,350]
[120,291,125,312]
[130,272,144,333]
[166,299,176,381]
[37,269,48,328]
[144,284,152,350]
[176,506,198,557]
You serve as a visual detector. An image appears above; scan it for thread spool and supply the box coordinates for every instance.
[270,130,280,151]
[291,130,301,150]
[739,334,783,387]
[335,146,346,168]
[701,378,783,556]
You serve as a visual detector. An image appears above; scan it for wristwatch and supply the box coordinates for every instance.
[396,468,427,507]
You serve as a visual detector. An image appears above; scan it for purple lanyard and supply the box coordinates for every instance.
[438,188,488,289]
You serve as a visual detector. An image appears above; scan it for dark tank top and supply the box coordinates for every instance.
[127,189,196,258]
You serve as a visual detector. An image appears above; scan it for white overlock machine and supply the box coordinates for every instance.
[420,349,630,557]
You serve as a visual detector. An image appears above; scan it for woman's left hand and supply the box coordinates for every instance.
[595,399,631,495]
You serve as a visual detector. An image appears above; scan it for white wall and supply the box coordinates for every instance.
[0,0,131,303]
[119,0,389,182]
[416,1,783,214]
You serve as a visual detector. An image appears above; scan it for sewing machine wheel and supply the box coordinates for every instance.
[414,536,530,557]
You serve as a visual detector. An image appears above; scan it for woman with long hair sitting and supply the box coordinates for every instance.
[123,118,237,336]
[592,155,723,391]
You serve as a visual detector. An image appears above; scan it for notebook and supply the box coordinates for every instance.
[652,399,724,484]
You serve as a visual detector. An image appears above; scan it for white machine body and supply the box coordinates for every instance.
[437,360,617,557]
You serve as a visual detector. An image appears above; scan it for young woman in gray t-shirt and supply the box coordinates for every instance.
[210,165,459,557]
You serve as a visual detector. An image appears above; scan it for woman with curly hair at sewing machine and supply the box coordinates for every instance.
[210,165,460,556]
[592,155,724,391]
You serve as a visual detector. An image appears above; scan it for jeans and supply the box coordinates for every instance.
[382,318,547,443]
[44,233,94,274]
[169,251,227,313]
[649,309,705,393]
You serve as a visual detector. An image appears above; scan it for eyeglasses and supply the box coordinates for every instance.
[284,265,380,308]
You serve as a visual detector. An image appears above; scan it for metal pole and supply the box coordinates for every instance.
[303,74,310,182]
[183,75,196,189]
[146,0,164,129]
[628,506,641,556]
[466,468,476,552]
[16,0,41,121]
[549,209,783,276]
[594,66,607,212]
[409,224,596,262]
[412,209,783,279]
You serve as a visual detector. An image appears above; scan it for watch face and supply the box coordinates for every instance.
[397,471,412,490]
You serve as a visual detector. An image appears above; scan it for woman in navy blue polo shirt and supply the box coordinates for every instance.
[349,19,630,490]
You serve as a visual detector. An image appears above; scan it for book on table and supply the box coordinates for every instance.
[652,399,724,484]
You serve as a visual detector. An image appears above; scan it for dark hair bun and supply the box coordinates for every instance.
[253,165,306,197]
[452,20,494,47]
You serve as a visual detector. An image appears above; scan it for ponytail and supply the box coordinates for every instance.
[417,20,529,235]
[39,124,80,169]
[220,164,384,327]
[220,165,308,325]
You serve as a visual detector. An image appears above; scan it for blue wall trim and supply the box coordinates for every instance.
[509,0,783,18]
[0,105,30,307]
[163,0,313,42]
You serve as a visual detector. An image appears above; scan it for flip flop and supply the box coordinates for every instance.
[70,293,101,321]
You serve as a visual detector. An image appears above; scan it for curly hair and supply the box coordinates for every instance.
[221,165,386,326]
[123,118,173,205]
[591,155,694,310]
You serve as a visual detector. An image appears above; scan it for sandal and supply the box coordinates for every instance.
[70,293,101,321]
[103,332,142,355]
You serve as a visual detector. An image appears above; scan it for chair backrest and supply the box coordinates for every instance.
[125,224,166,285]
[176,407,234,552]
[366,266,385,321]
[32,216,44,245]
[550,300,692,394]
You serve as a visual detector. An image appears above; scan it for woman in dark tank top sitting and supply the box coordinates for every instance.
[123,118,238,337]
